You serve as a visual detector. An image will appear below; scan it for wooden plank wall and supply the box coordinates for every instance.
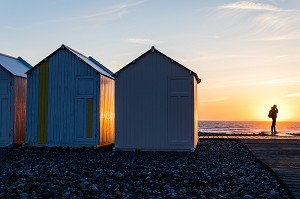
[13,77,27,144]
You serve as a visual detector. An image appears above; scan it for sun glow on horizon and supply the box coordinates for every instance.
[253,101,295,122]
[197,72,300,122]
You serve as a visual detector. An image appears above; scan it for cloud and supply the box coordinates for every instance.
[178,54,288,63]
[178,54,243,63]
[4,0,147,30]
[127,38,161,45]
[4,26,27,31]
[202,85,229,89]
[250,10,300,41]
[219,1,282,11]
[253,34,300,41]
[217,1,300,41]
[199,97,228,103]
[76,0,146,20]
[3,18,74,31]
[284,93,300,98]
[253,79,300,86]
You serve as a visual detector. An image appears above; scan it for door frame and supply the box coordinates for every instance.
[74,76,97,145]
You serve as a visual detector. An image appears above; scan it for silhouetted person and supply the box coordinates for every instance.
[269,105,278,135]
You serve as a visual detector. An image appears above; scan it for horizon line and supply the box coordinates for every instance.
[198,120,300,123]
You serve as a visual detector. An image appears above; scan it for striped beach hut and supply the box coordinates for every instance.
[26,45,114,147]
[0,53,32,146]
[114,47,201,152]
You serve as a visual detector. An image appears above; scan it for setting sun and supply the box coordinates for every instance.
[254,102,293,122]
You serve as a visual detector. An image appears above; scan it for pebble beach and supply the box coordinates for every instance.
[0,140,289,198]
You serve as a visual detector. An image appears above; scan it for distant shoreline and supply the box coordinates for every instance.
[198,120,300,123]
[198,132,300,137]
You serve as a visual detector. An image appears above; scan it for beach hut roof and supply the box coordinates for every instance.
[26,44,114,79]
[115,46,201,84]
[0,53,32,78]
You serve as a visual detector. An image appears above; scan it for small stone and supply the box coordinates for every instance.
[243,194,253,199]
[20,192,28,199]
[174,174,180,178]
[190,164,196,168]
[91,185,99,192]
[270,189,279,199]
[79,178,86,182]
[136,186,143,192]
[180,187,187,193]
[263,175,269,180]
[115,172,124,178]
[270,189,276,195]
[17,183,26,189]
[20,178,26,182]
[64,192,71,197]
[65,187,74,192]
[116,190,122,197]
[164,185,171,190]
[31,191,36,197]
[79,181,89,189]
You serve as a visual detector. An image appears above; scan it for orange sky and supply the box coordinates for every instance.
[194,47,300,122]
[197,78,300,122]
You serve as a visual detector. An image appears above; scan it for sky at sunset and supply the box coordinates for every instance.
[1,0,300,122]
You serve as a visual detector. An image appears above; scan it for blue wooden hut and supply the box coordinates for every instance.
[0,53,32,146]
[114,47,201,152]
[25,45,115,147]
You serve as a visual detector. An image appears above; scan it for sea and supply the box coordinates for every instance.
[198,121,300,135]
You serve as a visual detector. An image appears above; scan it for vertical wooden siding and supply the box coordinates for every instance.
[26,48,100,146]
[193,78,198,148]
[115,51,194,151]
[13,77,27,144]
[25,67,39,145]
[37,61,48,144]
[47,49,98,146]
[0,67,12,146]
[99,75,115,146]
[86,99,93,138]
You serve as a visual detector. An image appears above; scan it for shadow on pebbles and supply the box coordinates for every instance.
[0,140,289,198]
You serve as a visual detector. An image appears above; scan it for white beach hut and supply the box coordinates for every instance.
[25,45,115,147]
[0,53,32,146]
[114,47,201,152]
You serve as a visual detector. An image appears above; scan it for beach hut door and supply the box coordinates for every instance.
[0,78,11,145]
[75,77,96,143]
[168,77,190,145]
